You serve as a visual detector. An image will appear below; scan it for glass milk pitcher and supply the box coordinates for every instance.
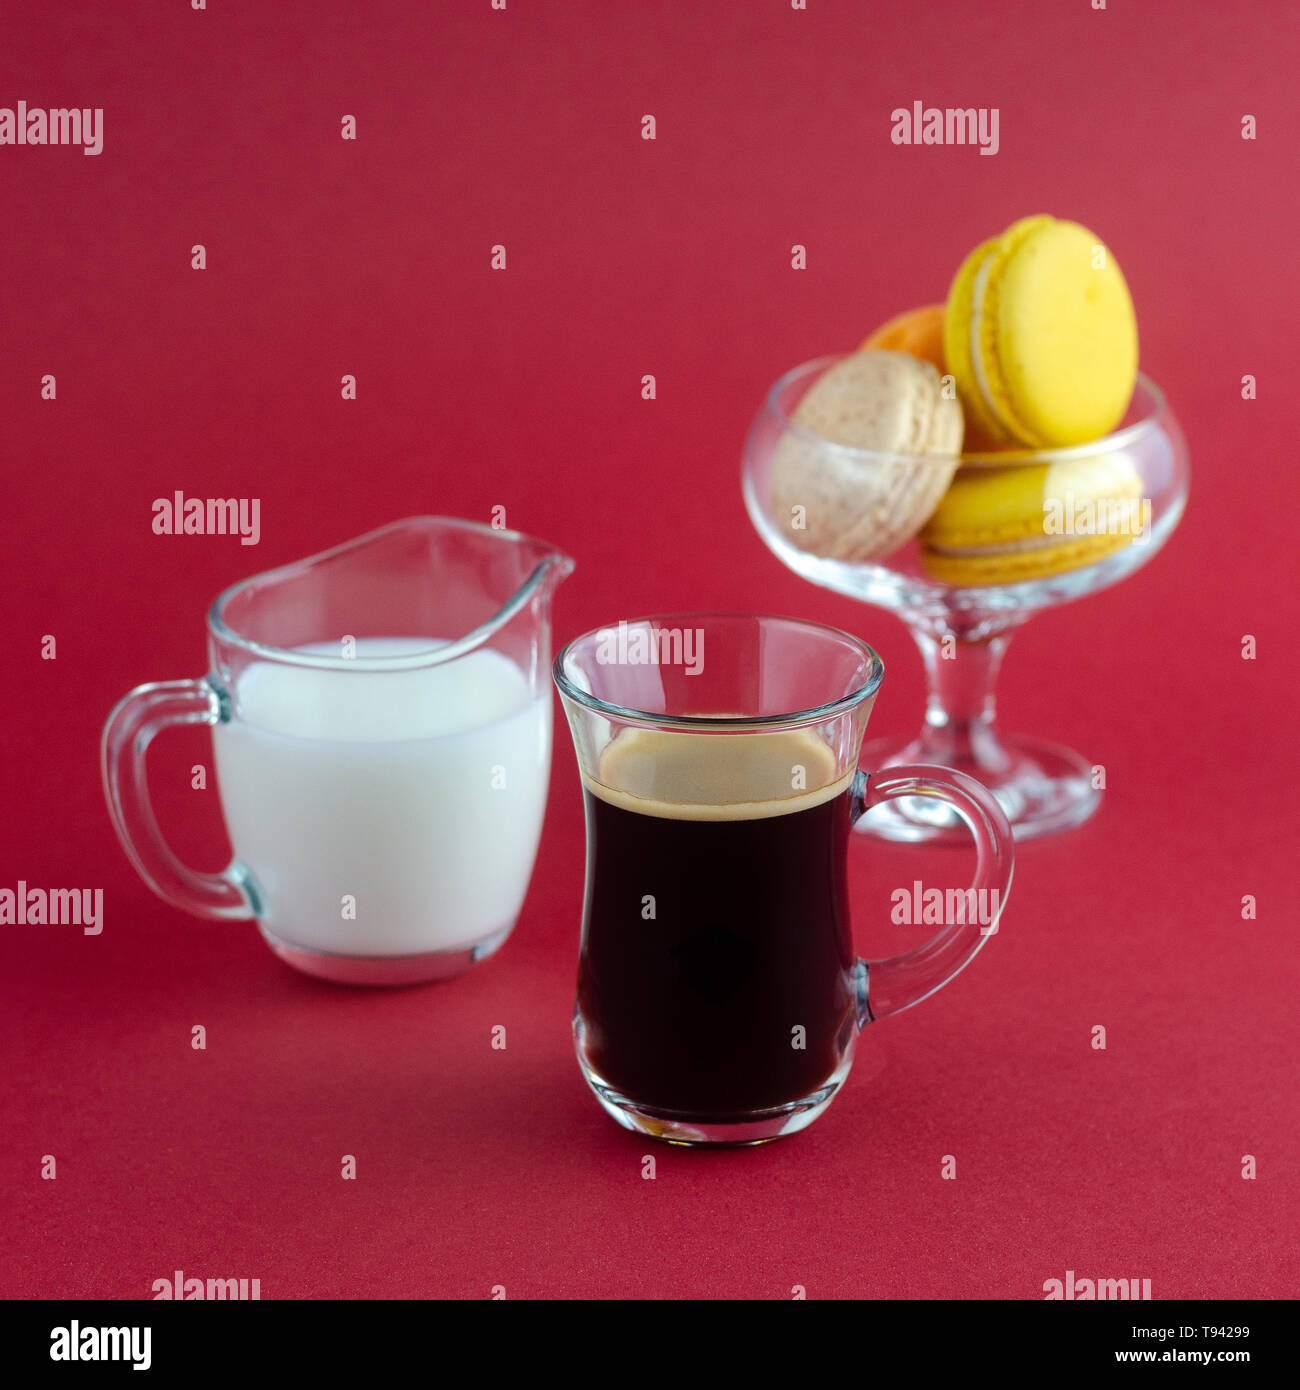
[102,517,573,985]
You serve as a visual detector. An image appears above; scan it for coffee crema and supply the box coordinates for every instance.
[581,724,853,819]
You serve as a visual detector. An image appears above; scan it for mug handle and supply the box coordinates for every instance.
[101,679,257,920]
[851,765,1014,1023]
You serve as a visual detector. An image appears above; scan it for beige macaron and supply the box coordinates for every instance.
[769,351,964,563]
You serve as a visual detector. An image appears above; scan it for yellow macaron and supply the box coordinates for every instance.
[919,450,1147,586]
[944,215,1139,448]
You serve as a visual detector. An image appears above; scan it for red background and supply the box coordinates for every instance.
[2,1,1298,1300]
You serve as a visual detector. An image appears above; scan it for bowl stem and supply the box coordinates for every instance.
[857,625,1101,842]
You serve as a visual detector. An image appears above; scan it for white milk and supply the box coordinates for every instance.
[212,638,550,957]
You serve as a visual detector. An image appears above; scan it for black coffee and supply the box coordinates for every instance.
[576,727,857,1116]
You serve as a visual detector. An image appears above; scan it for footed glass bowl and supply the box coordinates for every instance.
[742,354,1189,842]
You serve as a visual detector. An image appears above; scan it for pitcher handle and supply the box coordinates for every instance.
[851,765,1014,1023]
[101,678,257,920]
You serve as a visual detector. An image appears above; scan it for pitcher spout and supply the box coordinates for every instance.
[519,538,576,601]
[209,515,573,670]
[414,516,575,661]
[487,527,574,632]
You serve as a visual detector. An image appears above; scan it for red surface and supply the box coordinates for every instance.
[2,1,1298,1300]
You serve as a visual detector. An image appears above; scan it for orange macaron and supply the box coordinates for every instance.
[861,304,947,373]
[862,304,1012,454]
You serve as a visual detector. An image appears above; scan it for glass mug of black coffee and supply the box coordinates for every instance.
[553,613,1014,1145]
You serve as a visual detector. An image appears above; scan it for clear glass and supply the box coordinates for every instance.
[553,613,1015,1145]
[102,517,573,985]
[742,357,1189,841]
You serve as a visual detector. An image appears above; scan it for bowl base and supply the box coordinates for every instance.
[857,733,1100,844]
